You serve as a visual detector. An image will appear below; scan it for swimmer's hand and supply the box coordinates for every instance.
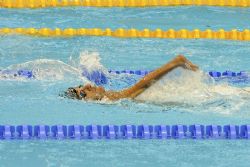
[179,55,199,71]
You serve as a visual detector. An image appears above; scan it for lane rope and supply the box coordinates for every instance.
[0,28,250,41]
[0,124,249,140]
[0,0,250,8]
[0,69,248,85]
[109,70,248,78]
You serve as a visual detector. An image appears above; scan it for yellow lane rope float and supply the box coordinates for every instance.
[0,28,250,41]
[0,0,250,8]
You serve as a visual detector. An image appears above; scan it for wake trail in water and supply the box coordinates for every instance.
[0,51,106,83]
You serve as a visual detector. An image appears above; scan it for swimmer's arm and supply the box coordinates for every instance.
[105,88,146,100]
[119,55,198,99]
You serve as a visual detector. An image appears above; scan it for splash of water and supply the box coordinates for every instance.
[79,51,108,74]
[7,59,83,81]
[135,68,249,106]
[0,51,107,83]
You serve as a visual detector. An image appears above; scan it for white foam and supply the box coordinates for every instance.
[135,68,249,105]
[4,59,87,82]
[0,51,107,83]
[79,51,108,74]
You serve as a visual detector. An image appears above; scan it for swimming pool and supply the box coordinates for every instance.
[0,6,250,167]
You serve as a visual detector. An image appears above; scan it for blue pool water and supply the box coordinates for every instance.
[0,6,250,167]
[1,7,250,30]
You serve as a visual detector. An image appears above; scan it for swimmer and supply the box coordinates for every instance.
[65,55,198,101]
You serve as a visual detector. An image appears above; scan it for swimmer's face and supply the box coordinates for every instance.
[66,84,105,101]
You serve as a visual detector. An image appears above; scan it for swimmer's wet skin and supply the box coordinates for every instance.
[65,55,198,101]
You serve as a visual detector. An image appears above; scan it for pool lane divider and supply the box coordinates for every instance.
[1,125,250,140]
[1,0,250,8]
[88,70,249,85]
[3,69,248,79]
[110,70,248,78]
[0,69,248,85]
[0,28,250,41]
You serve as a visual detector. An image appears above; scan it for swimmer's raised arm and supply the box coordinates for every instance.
[66,55,198,101]
[106,55,198,100]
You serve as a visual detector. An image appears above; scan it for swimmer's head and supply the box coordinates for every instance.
[65,84,105,101]
[64,87,79,99]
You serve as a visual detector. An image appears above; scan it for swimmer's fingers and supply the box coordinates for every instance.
[183,61,199,71]
[178,55,199,71]
[189,63,199,71]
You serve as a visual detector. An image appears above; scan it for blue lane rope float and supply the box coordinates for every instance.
[0,69,248,85]
[82,68,107,85]
[0,69,33,78]
[109,70,249,78]
[1,125,250,140]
